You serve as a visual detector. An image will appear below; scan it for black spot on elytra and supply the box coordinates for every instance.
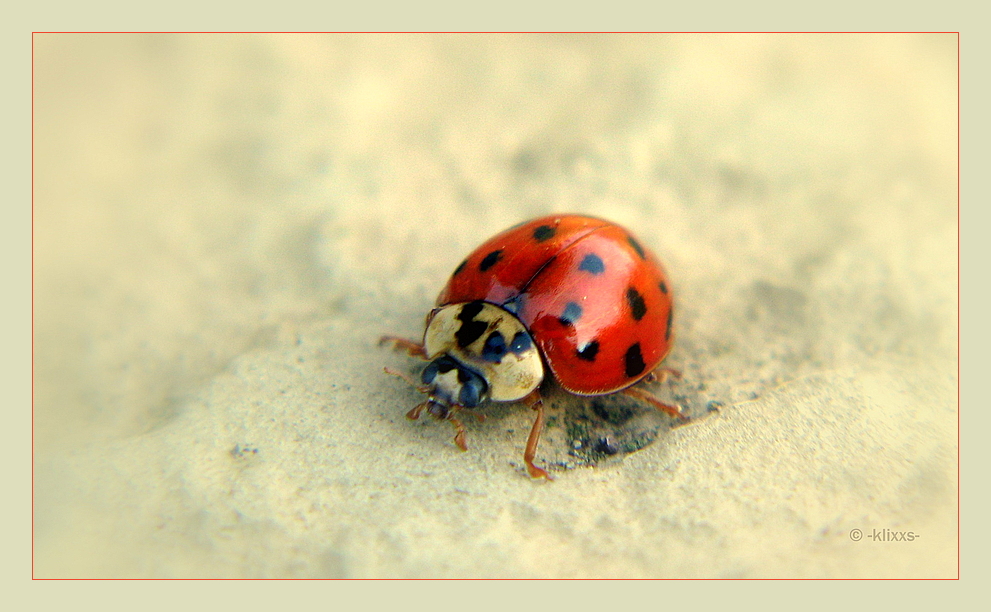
[624,343,646,378]
[659,280,667,294]
[627,236,646,259]
[453,259,467,276]
[559,302,583,326]
[665,308,673,341]
[455,301,487,348]
[626,287,647,321]
[576,339,599,361]
[479,250,503,272]
[482,331,507,363]
[579,253,605,275]
[533,225,556,242]
[509,331,532,354]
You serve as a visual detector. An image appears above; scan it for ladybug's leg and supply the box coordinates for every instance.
[447,409,469,451]
[406,401,430,420]
[379,336,428,359]
[643,367,682,384]
[622,386,689,423]
[522,390,552,480]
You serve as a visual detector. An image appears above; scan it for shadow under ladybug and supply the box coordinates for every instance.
[559,390,686,467]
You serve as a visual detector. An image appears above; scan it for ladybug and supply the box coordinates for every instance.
[381,215,685,479]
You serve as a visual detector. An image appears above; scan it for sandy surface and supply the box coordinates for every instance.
[33,33,957,578]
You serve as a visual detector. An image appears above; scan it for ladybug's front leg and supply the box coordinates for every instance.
[441,406,486,451]
[522,390,552,480]
[379,336,428,359]
[406,401,429,420]
[448,412,469,451]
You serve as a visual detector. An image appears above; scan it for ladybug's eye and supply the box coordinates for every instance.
[422,355,458,385]
[421,361,439,385]
[458,371,487,408]
[458,381,480,407]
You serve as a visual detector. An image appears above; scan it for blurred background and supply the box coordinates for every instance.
[33,34,957,578]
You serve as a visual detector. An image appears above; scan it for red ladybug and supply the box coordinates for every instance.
[381,215,685,479]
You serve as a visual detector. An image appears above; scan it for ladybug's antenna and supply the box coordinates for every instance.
[384,366,430,393]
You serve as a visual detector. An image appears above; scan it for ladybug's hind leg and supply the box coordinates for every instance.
[522,390,553,480]
[621,386,688,423]
[379,336,428,359]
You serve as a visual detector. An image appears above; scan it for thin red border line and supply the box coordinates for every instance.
[31,32,35,580]
[30,31,962,34]
[32,580,964,584]
[956,31,961,581]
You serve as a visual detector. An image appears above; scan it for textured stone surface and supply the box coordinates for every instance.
[33,33,957,577]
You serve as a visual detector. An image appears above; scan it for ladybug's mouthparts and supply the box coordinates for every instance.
[426,399,452,420]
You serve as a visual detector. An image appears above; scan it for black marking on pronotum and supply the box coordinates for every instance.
[624,343,646,378]
[627,235,646,259]
[455,301,488,348]
[453,259,468,276]
[482,331,507,363]
[579,253,605,275]
[509,331,532,354]
[626,287,647,321]
[559,302,583,326]
[576,339,599,362]
[533,225,556,242]
[479,250,503,272]
[665,308,673,341]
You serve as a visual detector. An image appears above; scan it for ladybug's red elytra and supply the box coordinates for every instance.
[381,215,685,479]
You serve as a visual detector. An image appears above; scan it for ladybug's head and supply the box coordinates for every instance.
[421,302,544,405]
[420,354,489,409]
